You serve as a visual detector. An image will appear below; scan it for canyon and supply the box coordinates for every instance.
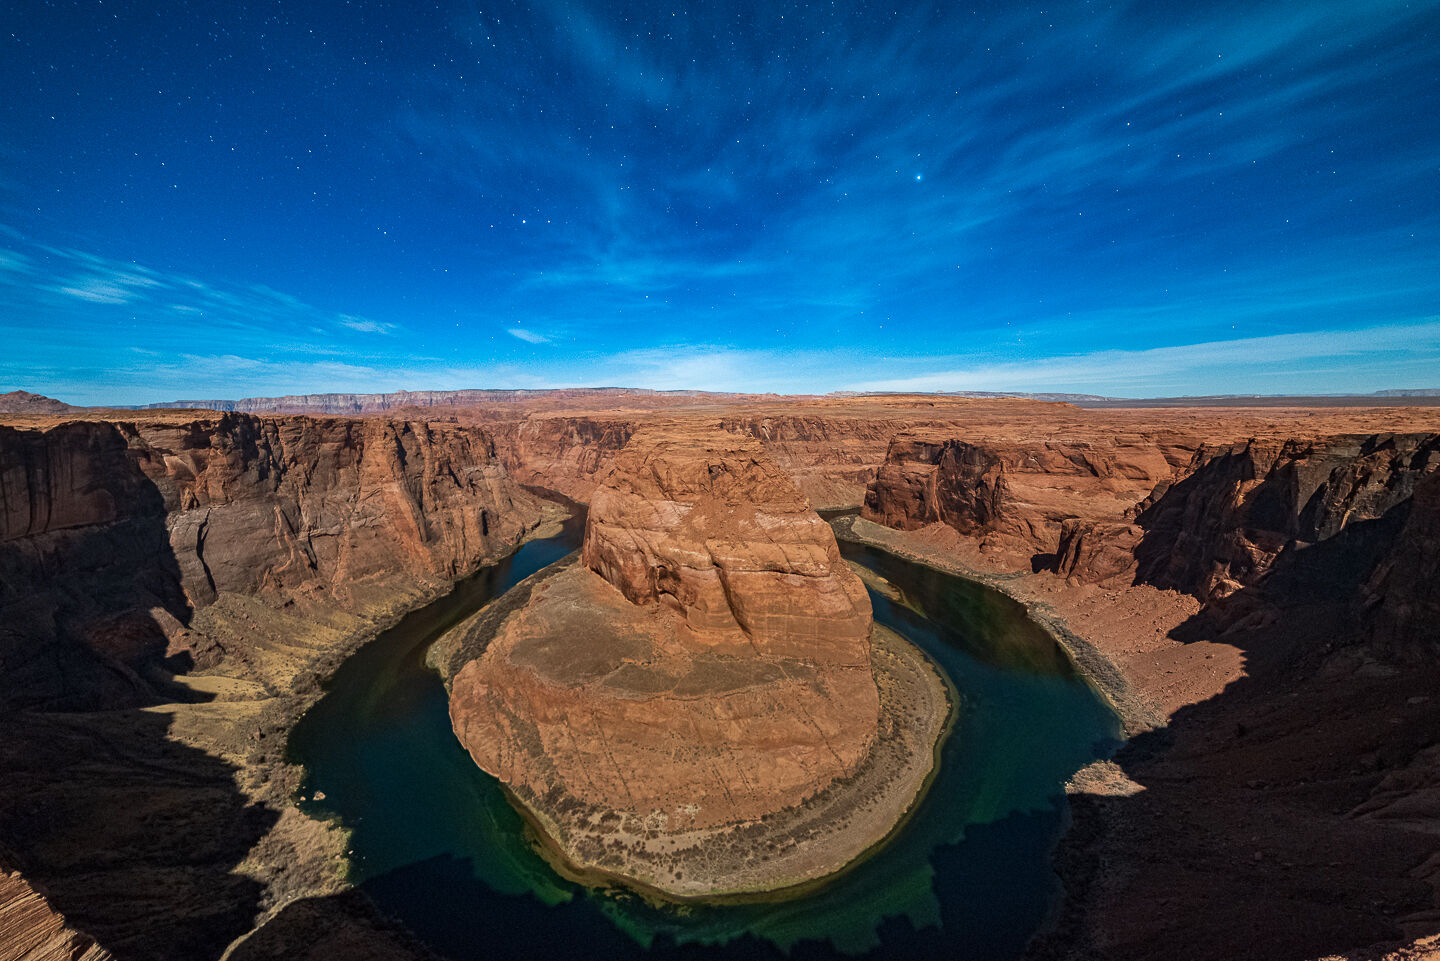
[2,388,1439,959]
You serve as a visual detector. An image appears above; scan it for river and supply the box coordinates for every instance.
[288,510,1120,960]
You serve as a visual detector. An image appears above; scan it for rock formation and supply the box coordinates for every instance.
[0,390,75,415]
[0,859,111,961]
[861,430,1194,566]
[0,413,545,711]
[1362,469,1440,661]
[862,436,1012,534]
[449,429,877,825]
[1132,432,1440,600]
[443,428,946,895]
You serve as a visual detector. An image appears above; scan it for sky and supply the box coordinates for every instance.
[2,0,1438,405]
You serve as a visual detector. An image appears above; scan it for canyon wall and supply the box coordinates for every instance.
[1362,469,1440,661]
[861,430,1195,566]
[1130,433,1440,601]
[718,413,903,508]
[862,437,1012,534]
[489,415,637,501]
[863,429,1440,605]
[487,406,991,510]
[856,423,1440,961]
[0,411,549,958]
[0,413,546,711]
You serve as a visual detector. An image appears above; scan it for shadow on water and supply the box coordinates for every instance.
[282,516,1121,961]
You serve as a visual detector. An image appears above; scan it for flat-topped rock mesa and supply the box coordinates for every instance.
[448,430,880,840]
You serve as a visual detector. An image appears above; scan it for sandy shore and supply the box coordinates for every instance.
[832,514,1173,735]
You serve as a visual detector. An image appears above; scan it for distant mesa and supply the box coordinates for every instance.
[0,390,75,415]
[133,387,798,416]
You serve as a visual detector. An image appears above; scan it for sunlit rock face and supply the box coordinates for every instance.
[862,437,1011,535]
[582,429,875,660]
[449,428,879,831]
[0,414,545,711]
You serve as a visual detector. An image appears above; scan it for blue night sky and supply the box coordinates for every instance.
[2,0,1438,404]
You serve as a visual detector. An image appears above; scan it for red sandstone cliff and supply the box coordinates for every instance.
[861,430,1194,566]
[0,414,546,711]
[1129,433,1440,600]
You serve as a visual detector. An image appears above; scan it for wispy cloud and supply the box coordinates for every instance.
[507,328,550,344]
[852,320,1440,396]
[0,234,405,347]
[336,314,398,335]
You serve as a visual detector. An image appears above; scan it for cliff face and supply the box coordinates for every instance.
[448,430,879,836]
[862,437,1011,534]
[862,430,1440,601]
[490,415,637,501]
[0,414,545,710]
[0,421,185,710]
[137,414,539,607]
[1132,433,1440,600]
[861,431,1194,566]
[1362,469,1440,660]
[719,414,901,508]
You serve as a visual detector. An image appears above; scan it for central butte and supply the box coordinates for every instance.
[433,427,951,897]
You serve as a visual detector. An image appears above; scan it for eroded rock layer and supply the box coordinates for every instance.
[451,430,877,831]
[442,429,938,895]
[0,414,545,712]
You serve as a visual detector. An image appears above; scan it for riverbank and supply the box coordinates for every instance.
[433,554,954,900]
[147,504,572,955]
[832,515,1188,736]
[833,516,1440,961]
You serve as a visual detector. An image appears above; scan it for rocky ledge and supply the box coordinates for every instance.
[437,428,950,897]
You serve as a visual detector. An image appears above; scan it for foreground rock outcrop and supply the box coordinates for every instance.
[441,428,948,896]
